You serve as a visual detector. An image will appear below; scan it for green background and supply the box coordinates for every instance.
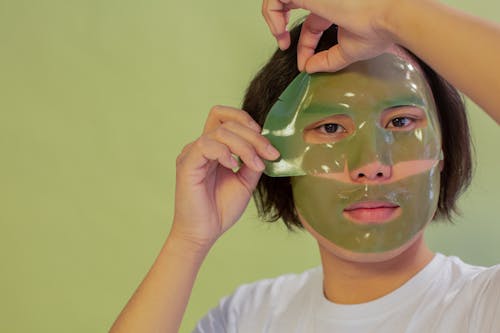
[0,1,498,332]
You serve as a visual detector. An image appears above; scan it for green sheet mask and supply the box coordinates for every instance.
[262,53,442,253]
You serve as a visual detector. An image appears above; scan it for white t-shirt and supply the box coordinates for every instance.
[194,253,500,332]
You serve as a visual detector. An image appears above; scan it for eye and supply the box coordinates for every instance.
[303,114,354,144]
[382,106,427,131]
[319,123,346,134]
[387,117,414,128]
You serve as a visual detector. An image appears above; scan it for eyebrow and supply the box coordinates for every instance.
[303,93,426,115]
[376,94,426,109]
[303,103,350,116]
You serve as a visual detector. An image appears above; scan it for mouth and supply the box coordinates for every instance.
[343,201,401,224]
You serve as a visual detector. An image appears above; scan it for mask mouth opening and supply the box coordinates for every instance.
[344,201,399,211]
[343,200,402,224]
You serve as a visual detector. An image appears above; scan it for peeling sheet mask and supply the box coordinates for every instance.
[262,53,443,253]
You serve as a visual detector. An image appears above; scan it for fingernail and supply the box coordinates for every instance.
[278,40,287,51]
[254,156,265,170]
[266,144,280,159]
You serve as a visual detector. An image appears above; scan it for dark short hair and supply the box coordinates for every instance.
[242,23,473,229]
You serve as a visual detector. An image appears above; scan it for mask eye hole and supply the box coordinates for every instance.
[381,106,427,131]
[303,114,355,143]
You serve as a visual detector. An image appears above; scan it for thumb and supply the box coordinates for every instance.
[237,164,262,193]
[304,44,353,73]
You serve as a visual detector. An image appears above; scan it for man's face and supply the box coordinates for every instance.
[262,53,442,255]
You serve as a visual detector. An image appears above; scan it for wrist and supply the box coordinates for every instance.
[378,0,439,47]
[375,0,416,44]
[165,228,215,259]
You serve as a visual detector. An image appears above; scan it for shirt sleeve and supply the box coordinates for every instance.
[470,265,500,333]
[192,296,232,333]
[191,278,277,333]
[192,307,226,333]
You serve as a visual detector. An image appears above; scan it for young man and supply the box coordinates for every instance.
[111,1,500,332]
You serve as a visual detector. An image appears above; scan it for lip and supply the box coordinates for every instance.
[343,201,401,224]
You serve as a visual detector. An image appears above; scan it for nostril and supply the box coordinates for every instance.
[376,172,384,177]
[358,173,366,178]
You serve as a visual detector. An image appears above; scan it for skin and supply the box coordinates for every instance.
[110,106,278,333]
[111,1,499,332]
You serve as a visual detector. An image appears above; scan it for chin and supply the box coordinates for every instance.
[300,216,427,264]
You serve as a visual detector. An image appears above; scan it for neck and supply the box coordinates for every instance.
[320,235,434,304]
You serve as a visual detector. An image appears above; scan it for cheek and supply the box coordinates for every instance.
[383,128,441,164]
[397,160,432,172]
[390,160,440,181]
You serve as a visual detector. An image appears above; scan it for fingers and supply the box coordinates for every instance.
[193,137,240,170]
[180,107,280,175]
[303,27,394,73]
[262,0,292,50]
[262,0,334,52]
[204,105,261,134]
[208,121,279,172]
[262,0,349,71]
[297,14,333,71]
[236,163,264,194]
[263,0,392,73]
[286,0,334,15]
[304,44,351,73]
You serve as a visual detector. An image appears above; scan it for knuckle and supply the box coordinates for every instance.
[194,136,209,149]
[213,126,229,139]
[209,104,221,113]
[257,134,271,147]
[221,120,237,130]
[175,154,184,167]
[175,153,187,170]
[180,141,194,154]
[241,110,254,121]
[239,111,258,128]
[240,142,256,158]
[245,125,266,143]
[185,137,208,158]
[208,105,223,118]
[261,0,268,15]
[175,142,193,166]
[261,6,268,18]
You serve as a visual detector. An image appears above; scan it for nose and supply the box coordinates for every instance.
[349,161,392,182]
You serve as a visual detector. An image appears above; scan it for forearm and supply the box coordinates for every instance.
[384,0,500,123]
[110,233,211,333]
